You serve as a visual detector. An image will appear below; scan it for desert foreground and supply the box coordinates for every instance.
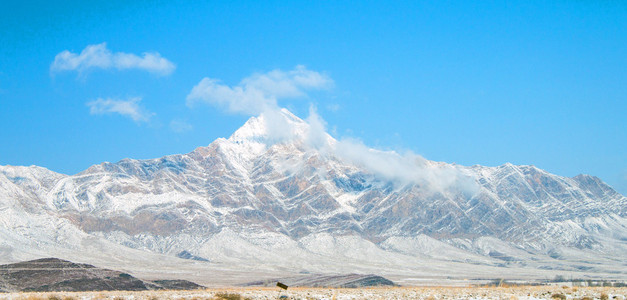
[1,286,625,300]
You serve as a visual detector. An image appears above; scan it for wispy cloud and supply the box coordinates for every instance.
[86,97,154,122]
[170,119,193,132]
[51,43,175,76]
[186,65,333,115]
[326,103,340,112]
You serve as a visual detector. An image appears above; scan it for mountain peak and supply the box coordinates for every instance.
[228,108,309,143]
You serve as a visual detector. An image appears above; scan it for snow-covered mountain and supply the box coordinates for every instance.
[1,109,626,285]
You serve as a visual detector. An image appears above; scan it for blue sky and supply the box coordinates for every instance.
[1,1,626,194]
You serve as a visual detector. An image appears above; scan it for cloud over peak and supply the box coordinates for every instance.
[51,43,175,76]
[185,66,477,194]
[86,97,154,122]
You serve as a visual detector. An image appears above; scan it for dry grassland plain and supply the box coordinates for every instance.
[1,286,625,300]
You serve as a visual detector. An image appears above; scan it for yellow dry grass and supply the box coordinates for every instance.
[0,286,625,300]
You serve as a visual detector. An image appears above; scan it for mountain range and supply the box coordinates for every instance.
[1,109,625,285]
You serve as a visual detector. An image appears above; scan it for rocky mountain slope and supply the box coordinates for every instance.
[0,109,625,284]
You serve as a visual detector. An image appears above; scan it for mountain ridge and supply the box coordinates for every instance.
[1,108,625,284]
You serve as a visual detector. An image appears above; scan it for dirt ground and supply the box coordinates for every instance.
[1,286,625,300]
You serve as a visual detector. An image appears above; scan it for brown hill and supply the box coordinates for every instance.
[0,258,203,292]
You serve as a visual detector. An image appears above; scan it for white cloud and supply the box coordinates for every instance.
[333,138,477,194]
[186,65,333,115]
[86,97,153,122]
[240,65,333,99]
[51,43,175,76]
[186,77,271,115]
[305,105,329,150]
[170,119,193,132]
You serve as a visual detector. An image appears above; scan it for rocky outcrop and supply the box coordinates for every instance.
[0,258,203,292]
[244,274,397,288]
